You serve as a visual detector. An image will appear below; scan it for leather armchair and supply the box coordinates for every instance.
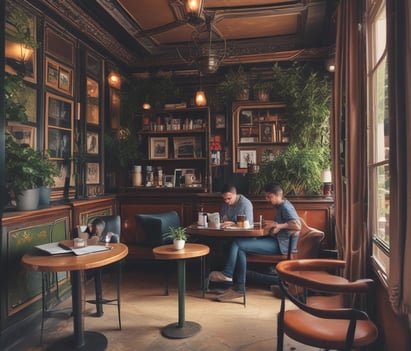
[276,259,378,351]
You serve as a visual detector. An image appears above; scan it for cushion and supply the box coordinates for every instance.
[135,211,180,246]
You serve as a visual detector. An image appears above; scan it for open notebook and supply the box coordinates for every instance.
[35,242,112,256]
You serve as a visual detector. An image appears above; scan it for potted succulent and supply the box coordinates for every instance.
[169,226,188,250]
[5,135,60,210]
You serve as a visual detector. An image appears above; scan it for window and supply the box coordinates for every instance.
[366,0,390,276]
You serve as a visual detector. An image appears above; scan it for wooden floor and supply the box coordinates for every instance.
[5,261,318,351]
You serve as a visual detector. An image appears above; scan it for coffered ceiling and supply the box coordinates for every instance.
[39,0,337,73]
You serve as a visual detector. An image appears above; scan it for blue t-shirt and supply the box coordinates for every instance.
[220,194,254,224]
[274,199,300,254]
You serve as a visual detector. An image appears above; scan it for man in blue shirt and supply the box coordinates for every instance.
[219,184,254,227]
[209,183,301,302]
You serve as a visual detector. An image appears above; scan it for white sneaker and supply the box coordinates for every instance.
[209,271,233,282]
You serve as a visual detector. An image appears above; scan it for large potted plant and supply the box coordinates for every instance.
[249,63,332,195]
[5,135,60,210]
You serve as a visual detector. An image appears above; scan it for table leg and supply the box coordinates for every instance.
[161,259,201,339]
[47,270,108,351]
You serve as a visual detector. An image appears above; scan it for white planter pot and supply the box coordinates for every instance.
[173,239,186,250]
[16,188,40,211]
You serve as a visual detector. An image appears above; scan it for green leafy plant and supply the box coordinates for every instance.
[249,145,326,196]
[5,135,60,196]
[169,226,187,241]
[217,66,250,103]
[104,128,141,170]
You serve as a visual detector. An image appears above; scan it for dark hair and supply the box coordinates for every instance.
[221,183,237,194]
[264,183,283,195]
[91,218,105,229]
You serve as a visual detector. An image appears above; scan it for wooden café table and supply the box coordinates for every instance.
[22,240,128,350]
[153,243,209,339]
[186,223,266,238]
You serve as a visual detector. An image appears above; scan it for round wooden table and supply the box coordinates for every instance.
[22,241,128,351]
[153,243,209,339]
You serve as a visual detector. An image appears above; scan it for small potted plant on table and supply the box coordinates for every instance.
[169,226,188,250]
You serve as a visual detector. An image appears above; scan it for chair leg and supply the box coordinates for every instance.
[94,269,104,316]
[116,262,122,330]
[277,300,285,351]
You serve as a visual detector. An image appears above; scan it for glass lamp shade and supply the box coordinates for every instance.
[185,0,203,17]
[108,72,121,89]
[195,90,207,106]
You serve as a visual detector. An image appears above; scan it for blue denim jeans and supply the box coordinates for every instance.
[222,237,281,292]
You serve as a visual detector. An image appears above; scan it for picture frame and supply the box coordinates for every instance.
[6,122,36,148]
[215,114,225,128]
[53,160,70,188]
[86,131,99,154]
[86,78,99,125]
[173,136,195,158]
[46,93,73,129]
[46,57,59,89]
[149,136,169,159]
[45,57,73,96]
[260,123,274,143]
[173,169,182,187]
[11,85,37,123]
[86,162,100,184]
[47,128,71,159]
[239,150,257,168]
[164,175,174,186]
[58,67,72,94]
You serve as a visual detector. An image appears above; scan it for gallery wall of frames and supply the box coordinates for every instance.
[5,0,118,201]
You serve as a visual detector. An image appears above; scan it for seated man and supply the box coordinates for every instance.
[209,183,301,302]
[219,183,253,227]
[87,218,119,244]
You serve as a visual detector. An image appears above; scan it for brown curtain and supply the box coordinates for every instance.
[386,0,411,324]
[331,0,368,281]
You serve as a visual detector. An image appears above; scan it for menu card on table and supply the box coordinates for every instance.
[35,242,112,256]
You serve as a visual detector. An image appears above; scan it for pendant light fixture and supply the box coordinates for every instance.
[185,0,204,24]
[195,73,207,106]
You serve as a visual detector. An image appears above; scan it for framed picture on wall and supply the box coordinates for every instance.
[173,136,195,158]
[46,93,73,129]
[47,128,71,159]
[86,162,100,184]
[239,150,257,169]
[6,122,36,148]
[45,57,73,96]
[149,136,168,159]
[58,67,72,95]
[86,131,99,154]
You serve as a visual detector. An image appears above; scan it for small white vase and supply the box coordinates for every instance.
[173,239,185,250]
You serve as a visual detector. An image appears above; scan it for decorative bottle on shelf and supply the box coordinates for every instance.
[157,166,163,187]
[145,165,154,187]
[132,165,142,187]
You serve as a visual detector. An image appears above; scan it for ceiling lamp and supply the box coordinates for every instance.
[185,0,204,24]
[195,90,207,106]
[177,16,226,75]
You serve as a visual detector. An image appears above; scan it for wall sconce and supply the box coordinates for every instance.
[142,103,151,110]
[5,41,34,75]
[108,71,121,89]
[195,90,207,106]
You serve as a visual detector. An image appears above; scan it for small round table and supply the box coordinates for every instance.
[153,243,209,339]
[22,241,128,350]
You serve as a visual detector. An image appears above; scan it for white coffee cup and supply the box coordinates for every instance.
[185,174,195,185]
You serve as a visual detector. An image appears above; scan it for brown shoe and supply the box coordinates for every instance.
[209,271,233,283]
[216,288,244,302]
[270,285,284,299]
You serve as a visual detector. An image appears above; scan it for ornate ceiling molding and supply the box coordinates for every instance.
[37,0,139,66]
